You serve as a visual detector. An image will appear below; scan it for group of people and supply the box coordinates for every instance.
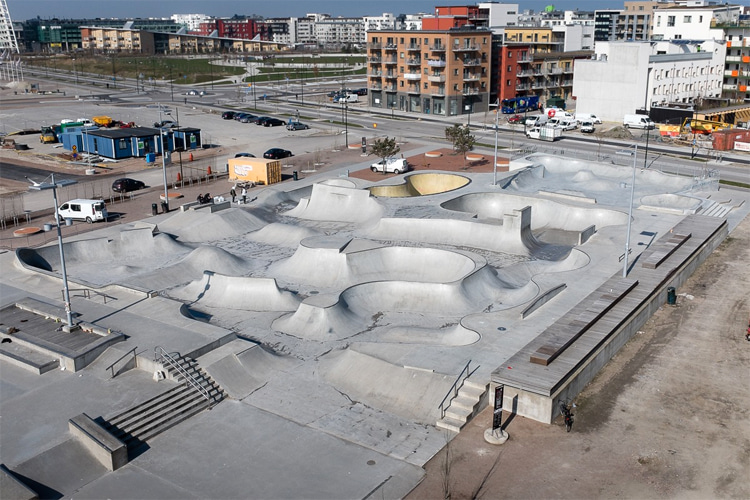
[229,185,248,204]
[197,193,213,205]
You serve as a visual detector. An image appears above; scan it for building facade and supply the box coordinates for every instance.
[367,28,492,116]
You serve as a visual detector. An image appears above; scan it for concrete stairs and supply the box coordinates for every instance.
[698,200,732,218]
[101,356,225,448]
[436,378,488,433]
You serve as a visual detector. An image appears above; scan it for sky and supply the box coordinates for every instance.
[8,0,628,21]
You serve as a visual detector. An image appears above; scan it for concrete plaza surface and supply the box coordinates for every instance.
[2,85,750,499]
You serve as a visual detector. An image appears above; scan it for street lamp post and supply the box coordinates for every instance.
[158,104,172,212]
[30,174,77,329]
[73,59,78,85]
[492,100,499,186]
[623,144,638,278]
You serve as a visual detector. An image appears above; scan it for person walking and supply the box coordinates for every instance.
[241,186,248,205]
[230,186,237,203]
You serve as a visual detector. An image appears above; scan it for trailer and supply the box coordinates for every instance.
[526,125,562,141]
[227,157,282,186]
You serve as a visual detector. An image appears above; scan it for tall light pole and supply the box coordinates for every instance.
[492,99,499,186]
[30,174,77,329]
[158,104,171,212]
[623,144,638,278]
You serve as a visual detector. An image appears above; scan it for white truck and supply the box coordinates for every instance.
[526,125,562,141]
[370,157,410,174]
[57,199,108,223]
[623,114,655,129]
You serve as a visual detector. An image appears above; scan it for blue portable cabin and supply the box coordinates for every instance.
[60,126,181,160]
[59,126,98,155]
[172,127,202,151]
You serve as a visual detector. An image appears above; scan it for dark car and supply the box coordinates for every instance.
[234,152,255,158]
[263,118,285,127]
[222,111,236,120]
[354,88,368,96]
[153,120,178,128]
[263,148,293,160]
[239,114,257,123]
[254,116,272,125]
[112,178,146,193]
[287,122,310,131]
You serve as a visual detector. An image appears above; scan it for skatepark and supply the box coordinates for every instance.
[1,149,749,499]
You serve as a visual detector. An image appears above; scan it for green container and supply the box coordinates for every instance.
[667,286,676,305]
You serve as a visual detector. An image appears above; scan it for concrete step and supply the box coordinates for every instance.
[450,395,481,413]
[443,404,473,423]
[436,416,465,433]
[107,385,193,428]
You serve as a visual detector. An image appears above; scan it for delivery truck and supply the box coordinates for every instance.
[526,125,562,141]
[227,157,282,186]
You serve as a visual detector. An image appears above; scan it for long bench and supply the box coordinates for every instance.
[641,232,691,269]
[68,413,128,471]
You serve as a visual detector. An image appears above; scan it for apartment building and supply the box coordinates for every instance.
[651,4,742,41]
[195,19,259,40]
[722,20,750,103]
[366,28,492,116]
[80,27,154,53]
[314,17,366,47]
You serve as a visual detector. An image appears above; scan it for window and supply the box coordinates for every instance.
[684,16,691,23]
[118,139,127,149]
[667,16,675,27]
[507,80,511,86]
[454,68,459,76]
[399,37,404,44]
[453,84,459,91]
[400,66,404,72]
[400,52,404,58]
[507,65,512,72]
[424,82,428,89]
[699,16,703,23]
[656,16,661,27]
[508,52,513,58]
[400,81,404,87]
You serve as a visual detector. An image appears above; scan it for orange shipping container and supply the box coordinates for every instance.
[227,158,282,185]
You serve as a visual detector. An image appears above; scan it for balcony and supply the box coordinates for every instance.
[463,59,481,66]
[384,43,397,50]
[428,74,446,83]
[384,57,397,64]
[406,44,421,51]
[462,87,479,95]
[406,58,421,66]
[531,80,546,89]
[453,44,480,52]
[368,71,383,77]
[368,56,382,63]
[545,68,563,75]
[462,73,480,81]
[723,84,738,91]
[384,72,398,79]
[429,44,447,52]
[427,59,446,67]
[367,42,382,49]
[384,84,397,92]
[371,82,383,90]
[516,84,531,90]
[404,73,422,80]
[431,87,446,96]
[407,86,421,94]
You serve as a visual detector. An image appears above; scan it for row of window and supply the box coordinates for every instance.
[370,36,489,46]
[656,14,704,27]
[653,65,719,80]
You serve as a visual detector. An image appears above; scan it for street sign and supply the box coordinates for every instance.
[492,385,504,431]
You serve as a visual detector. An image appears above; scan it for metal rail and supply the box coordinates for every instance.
[105,346,137,378]
[438,360,476,419]
[154,346,214,406]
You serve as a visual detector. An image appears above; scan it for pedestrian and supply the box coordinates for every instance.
[241,186,248,205]
[230,186,237,203]
[184,97,187,105]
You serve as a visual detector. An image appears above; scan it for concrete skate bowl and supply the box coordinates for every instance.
[441,192,628,245]
[639,193,702,215]
[246,223,322,248]
[318,349,459,422]
[172,272,301,312]
[509,155,694,207]
[283,182,384,223]
[156,207,269,243]
[203,344,302,400]
[271,236,479,288]
[367,173,470,198]
[273,264,539,341]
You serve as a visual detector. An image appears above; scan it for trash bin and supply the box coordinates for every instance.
[293,171,298,181]
[161,201,169,214]
[151,203,158,216]
[667,286,676,305]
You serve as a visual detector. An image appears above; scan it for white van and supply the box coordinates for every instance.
[549,117,578,131]
[335,93,358,103]
[58,199,108,223]
[623,114,655,129]
[525,114,548,127]
[575,113,602,124]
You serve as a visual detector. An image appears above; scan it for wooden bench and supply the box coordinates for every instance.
[641,233,691,269]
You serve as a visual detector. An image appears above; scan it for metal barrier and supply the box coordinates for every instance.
[154,346,215,406]
[105,346,138,378]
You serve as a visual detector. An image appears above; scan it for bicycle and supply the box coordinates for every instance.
[559,400,574,432]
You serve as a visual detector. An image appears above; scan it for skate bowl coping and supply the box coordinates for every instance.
[367,173,470,198]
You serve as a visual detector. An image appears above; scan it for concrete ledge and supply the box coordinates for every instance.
[0,463,38,500]
[0,343,59,374]
[68,413,127,471]
[521,283,567,319]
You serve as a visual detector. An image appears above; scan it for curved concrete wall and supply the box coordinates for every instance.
[368,173,470,198]
[174,272,301,311]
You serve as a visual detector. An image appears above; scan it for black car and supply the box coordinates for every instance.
[234,152,255,158]
[263,118,285,127]
[112,178,146,193]
[222,111,236,120]
[263,148,293,160]
[239,114,257,123]
[354,88,368,96]
[254,116,271,125]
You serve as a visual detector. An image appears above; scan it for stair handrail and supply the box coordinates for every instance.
[438,360,476,419]
[105,346,138,378]
[154,346,215,406]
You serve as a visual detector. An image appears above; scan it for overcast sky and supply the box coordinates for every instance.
[8,0,624,21]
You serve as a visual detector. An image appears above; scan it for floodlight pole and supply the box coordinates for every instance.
[159,105,170,211]
[50,174,74,328]
[492,100,499,186]
[623,144,637,278]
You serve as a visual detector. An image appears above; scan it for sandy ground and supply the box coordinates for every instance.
[407,212,750,500]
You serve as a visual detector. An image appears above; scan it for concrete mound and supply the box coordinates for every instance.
[272,295,364,341]
[373,324,481,346]
[174,272,301,311]
[157,207,268,242]
[318,349,455,423]
[247,223,321,248]
[284,182,384,223]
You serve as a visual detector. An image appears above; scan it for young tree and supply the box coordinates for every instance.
[370,136,401,175]
[445,124,476,165]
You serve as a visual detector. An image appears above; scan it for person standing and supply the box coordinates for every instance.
[230,186,237,203]
[241,186,247,204]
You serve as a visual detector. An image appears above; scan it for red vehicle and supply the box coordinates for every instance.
[507,114,522,124]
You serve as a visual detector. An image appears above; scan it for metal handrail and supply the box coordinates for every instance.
[105,346,137,378]
[438,360,476,419]
[154,346,214,406]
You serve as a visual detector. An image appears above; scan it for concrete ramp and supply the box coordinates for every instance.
[284,182,384,223]
[372,324,481,346]
[173,272,301,311]
[157,207,268,242]
[318,349,454,423]
[272,294,364,341]
[247,223,321,248]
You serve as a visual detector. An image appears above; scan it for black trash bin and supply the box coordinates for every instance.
[151,203,158,216]
[161,201,169,214]
[667,286,676,305]
[293,171,298,181]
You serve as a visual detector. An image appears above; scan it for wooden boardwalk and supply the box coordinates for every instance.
[493,215,727,399]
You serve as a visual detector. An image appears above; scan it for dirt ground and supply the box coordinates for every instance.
[407,214,750,499]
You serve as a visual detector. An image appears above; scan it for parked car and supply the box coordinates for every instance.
[153,120,178,128]
[234,113,248,121]
[234,152,255,158]
[370,158,410,174]
[239,114,257,123]
[111,178,146,193]
[575,113,602,125]
[334,94,358,103]
[263,118,285,127]
[222,111,236,120]
[354,88,368,96]
[548,117,578,131]
[57,199,108,223]
[580,121,596,133]
[287,122,310,131]
[254,116,272,125]
[507,114,523,124]
[263,148,293,159]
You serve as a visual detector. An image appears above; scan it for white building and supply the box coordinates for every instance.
[477,2,520,29]
[402,14,424,31]
[651,4,742,41]
[170,14,211,32]
[573,40,726,122]
[364,13,398,32]
[314,17,366,46]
